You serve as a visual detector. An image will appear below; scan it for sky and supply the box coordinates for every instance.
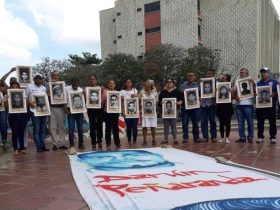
[0,0,280,78]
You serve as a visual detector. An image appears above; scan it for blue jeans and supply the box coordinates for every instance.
[0,110,7,142]
[181,107,199,140]
[200,105,217,139]
[31,113,47,149]
[236,105,254,140]
[125,118,138,142]
[68,113,84,147]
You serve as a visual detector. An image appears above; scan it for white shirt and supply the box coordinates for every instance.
[26,84,46,112]
[65,85,83,108]
[120,88,138,98]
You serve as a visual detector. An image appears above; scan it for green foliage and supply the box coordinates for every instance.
[68,52,101,66]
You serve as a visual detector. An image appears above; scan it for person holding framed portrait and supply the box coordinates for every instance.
[216,74,234,144]
[26,73,50,152]
[256,67,279,144]
[65,78,85,155]
[233,68,255,143]
[87,74,104,150]
[102,79,121,150]
[200,69,217,143]
[121,78,138,147]
[159,78,182,145]
[180,71,202,143]
[139,79,158,147]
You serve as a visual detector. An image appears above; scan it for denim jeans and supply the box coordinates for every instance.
[88,109,104,145]
[200,105,217,139]
[0,110,8,143]
[9,113,28,150]
[181,107,199,140]
[31,113,47,149]
[236,105,254,140]
[125,118,138,142]
[105,113,120,146]
[68,113,84,147]
[256,105,276,139]
[163,118,177,141]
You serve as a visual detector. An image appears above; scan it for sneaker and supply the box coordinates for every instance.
[225,138,230,144]
[270,138,277,144]
[52,146,58,151]
[219,138,225,143]
[69,147,77,155]
[37,148,43,153]
[257,138,264,144]
[161,140,168,144]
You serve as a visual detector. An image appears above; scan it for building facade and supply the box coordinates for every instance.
[100,0,279,76]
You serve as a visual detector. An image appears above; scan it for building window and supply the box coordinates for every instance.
[197,0,200,11]
[138,55,143,59]
[144,1,160,13]
[117,35,122,39]
[137,8,142,12]
[117,12,121,16]
[113,40,116,44]
[198,25,201,36]
[138,32,143,36]
[112,19,115,22]
[146,27,161,33]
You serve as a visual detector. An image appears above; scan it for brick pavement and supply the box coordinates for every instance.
[0,128,280,210]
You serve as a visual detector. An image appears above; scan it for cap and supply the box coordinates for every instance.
[260,67,270,73]
[34,72,43,79]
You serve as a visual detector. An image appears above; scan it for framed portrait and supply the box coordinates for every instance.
[0,92,4,112]
[7,89,27,113]
[162,98,177,118]
[141,97,156,118]
[256,86,272,108]
[184,88,200,110]
[107,91,121,113]
[277,85,280,105]
[49,81,67,104]
[236,77,254,100]
[124,97,139,118]
[33,93,50,116]
[216,82,232,103]
[16,66,32,87]
[200,77,215,98]
[86,87,101,109]
[69,91,86,114]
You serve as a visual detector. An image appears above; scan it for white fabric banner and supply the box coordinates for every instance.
[69,148,280,210]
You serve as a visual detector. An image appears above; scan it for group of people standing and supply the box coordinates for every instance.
[0,66,278,155]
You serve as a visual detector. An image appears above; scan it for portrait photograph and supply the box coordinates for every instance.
[107,91,121,113]
[16,66,32,87]
[86,87,101,109]
[7,89,27,113]
[124,97,139,118]
[256,86,272,108]
[0,92,4,112]
[200,77,215,98]
[141,97,156,118]
[236,77,254,100]
[162,98,177,119]
[184,88,200,110]
[69,91,86,114]
[216,82,232,103]
[33,93,50,116]
[49,81,67,104]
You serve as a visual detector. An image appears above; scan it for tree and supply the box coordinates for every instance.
[33,57,71,84]
[68,52,101,66]
[97,53,145,89]
[144,44,186,87]
[181,45,221,80]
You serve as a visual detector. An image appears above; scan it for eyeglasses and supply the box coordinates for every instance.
[166,80,173,83]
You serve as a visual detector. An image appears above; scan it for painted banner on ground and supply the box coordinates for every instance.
[69,148,280,210]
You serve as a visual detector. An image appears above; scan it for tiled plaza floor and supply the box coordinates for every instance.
[0,128,280,210]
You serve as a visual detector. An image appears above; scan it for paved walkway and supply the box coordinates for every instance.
[0,129,280,210]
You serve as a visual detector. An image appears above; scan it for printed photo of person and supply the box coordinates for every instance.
[144,101,153,114]
[216,82,231,103]
[141,98,156,117]
[36,96,47,112]
[109,94,119,109]
[11,92,24,109]
[124,97,139,118]
[203,81,212,95]
[256,86,272,108]
[241,82,250,95]
[72,94,84,109]
[219,85,229,99]
[162,98,177,118]
[187,91,197,105]
[89,90,99,104]
[0,92,4,111]
[17,66,32,86]
[258,89,270,103]
[165,100,174,115]
[184,88,200,110]
[127,100,136,114]
[52,84,64,100]
[201,77,215,98]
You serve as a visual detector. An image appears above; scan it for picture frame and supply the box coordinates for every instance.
[162,98,177,118]
[200,77,215,98]
[0,92,4,112]
[124,97,139,118]
[277,85,280,106]
[16,66,32,87]
[86,87,102,109]
[107,91,121,113]
[49,81,67,104]
[141,97,157,118]
[236,77,254,100]
[184,88,200,110]
[33,93,50,116]
[216,82,232,103]
[7,89,27,113]
[69,91,86,114]
[256,86,272,108]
